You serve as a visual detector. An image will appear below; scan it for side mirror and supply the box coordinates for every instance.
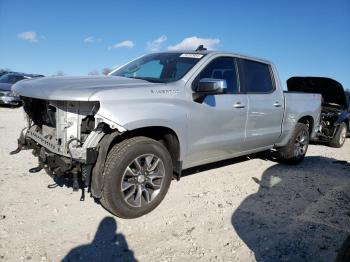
[196,78,226,94]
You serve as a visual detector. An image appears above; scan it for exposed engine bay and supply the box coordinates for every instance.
[22,98,100,157]
[13,97,107,192]
[287,77,349,143]
[320,105,343,139]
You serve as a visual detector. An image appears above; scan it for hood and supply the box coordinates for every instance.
[0,83,12,91]
[287,77,347,109]
[12,75,154,101]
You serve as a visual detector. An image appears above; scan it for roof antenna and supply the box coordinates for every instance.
[195,45,207,51]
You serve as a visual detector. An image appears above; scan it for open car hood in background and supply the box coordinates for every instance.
[346,91,350,108]
[287,77,348,109]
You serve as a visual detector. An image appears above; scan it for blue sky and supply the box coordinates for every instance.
[0,0,349,89]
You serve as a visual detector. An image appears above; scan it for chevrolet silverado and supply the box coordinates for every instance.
[11,48,321,218]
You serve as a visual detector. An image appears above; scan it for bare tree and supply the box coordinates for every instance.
[88,70,99,75]
[0,68,11,75]
[53,71,65,76]
[102,67,112,75]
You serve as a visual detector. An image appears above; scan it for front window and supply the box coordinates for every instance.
[111,53,205,83]
[195,57,239,94]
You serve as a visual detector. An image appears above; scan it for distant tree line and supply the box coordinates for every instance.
[0,68,11,74]
[1,67,350,90]
[0,67,113,77]
[53,68,113,76]
[88,68,112,76]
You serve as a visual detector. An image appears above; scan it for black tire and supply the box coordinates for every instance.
[100,136,173,219]
[336,236,350,262]
[277,123,309,165]
[329,122,347,148]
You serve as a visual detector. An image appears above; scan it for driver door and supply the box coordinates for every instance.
[185,56,248,167]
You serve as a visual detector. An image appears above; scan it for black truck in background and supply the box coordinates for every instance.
[288,77,349,148]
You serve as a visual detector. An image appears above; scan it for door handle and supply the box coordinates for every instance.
[234,102,245,108]
[273,102,282,107]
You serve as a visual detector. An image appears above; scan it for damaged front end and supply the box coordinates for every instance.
[287,77,350,142]
[319,106,346,140]
[12,97,114,193]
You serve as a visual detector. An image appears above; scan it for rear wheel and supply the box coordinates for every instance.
[329,122,347,148]
[100,136,173,218]
[277,123,309,164]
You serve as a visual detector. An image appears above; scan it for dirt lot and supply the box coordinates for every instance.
[0,108,350,262]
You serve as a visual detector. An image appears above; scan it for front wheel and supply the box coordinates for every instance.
[277,123,310,165]
[100,136,173,219]
[329,122,347,148]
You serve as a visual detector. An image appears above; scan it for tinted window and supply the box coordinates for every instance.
[14,76,24,82]
[112,53,204,83]
[238,59,274,93]
[0,74,23,84]
[197,57,238,94]
[175,62,194,79]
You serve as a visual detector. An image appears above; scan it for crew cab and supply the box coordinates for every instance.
[11,49,321,218]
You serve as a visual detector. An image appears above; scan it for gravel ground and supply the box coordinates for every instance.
[0,107,350,262]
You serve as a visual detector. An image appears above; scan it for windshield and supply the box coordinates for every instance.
[111,53,205,83]
[0,74,23,84]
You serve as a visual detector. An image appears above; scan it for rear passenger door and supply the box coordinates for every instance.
[237,58,284,150]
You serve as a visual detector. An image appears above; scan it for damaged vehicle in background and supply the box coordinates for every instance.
[0,72,44,107]
[287,77,349,148]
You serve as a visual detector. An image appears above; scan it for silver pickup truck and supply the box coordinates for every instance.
[12,49,321,218]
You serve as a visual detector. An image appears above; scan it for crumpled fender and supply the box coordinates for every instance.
[90,131,120,199]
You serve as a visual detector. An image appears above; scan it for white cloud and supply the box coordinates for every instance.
[146,35,167,51]
[84,36,102,43]
[17,31,39,43]
[168,36,220,51]
[110,40,135,49]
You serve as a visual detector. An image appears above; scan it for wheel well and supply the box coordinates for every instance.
[90,126,182,199]
[110,126,180,167]
[298,116,314,135]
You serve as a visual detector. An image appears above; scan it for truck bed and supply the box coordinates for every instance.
[275,92,321,146]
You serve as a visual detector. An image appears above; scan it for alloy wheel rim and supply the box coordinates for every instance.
[294,130,308,158]
[121,154,165,208]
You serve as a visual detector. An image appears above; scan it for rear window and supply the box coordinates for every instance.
[238,59,274,93]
